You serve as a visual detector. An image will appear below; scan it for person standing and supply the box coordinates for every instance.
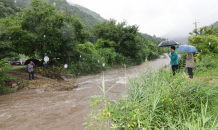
[28,61,35,80]
[168,46,179,76]
[186,52,194,78]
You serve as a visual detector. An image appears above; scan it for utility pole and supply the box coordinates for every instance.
[193,19,200,29]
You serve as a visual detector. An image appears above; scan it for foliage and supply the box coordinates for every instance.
[140,33,166,45]
[71,4,105,22]
[0,0,20,18]
[97,48,130,66]
[84,68,218,129]
[68,53,105,76]
[35,65,66,78]
[13,0,100,32]
[0,60,15,93]
[77,42,97,54]
[0,0,87,64]
[193,54,218,76]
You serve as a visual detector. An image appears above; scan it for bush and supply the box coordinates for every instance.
[35,65,66,78]
[84,68,218,129]
[194,54,218,75]
[97,48,130,66]
[0,60,15,93]
[68,53,105,76]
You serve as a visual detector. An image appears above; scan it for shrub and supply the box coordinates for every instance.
[77,42,97,54]
[35,65,66,78]
[68,53,105,76]
[0,60,15,93]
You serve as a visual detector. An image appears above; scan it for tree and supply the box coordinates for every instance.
[0,0,87,64]
[0,0,20,18]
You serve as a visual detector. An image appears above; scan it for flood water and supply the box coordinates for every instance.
[0,54,170,130]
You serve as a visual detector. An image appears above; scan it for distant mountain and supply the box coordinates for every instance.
[69,3,105,22]
[212,21,218,28]
[173,37,189,45]
[140,33,166,44]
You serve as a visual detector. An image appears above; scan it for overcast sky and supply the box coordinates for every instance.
[66,0,218,38]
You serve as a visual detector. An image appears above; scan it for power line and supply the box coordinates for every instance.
[197,1,218,22]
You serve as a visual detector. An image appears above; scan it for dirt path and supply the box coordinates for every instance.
[0,54,170,130]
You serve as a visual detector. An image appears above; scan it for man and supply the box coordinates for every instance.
[168,46,178,76]
[28,61,35,80]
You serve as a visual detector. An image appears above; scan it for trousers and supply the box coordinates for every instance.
[29,72,34,80]
[172,65,178,76]
[187,68,193,78]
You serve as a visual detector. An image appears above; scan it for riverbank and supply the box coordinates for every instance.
[0,54,170,130]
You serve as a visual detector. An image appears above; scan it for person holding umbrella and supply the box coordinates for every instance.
[28,61,35,80]
[186,52,194,78]
[158,40,180,76]
[168,46,179,76]
[177,45,197,79]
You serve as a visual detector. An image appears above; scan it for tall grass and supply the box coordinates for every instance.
[84,68,218,130]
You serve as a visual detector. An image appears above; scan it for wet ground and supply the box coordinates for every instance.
[0,54,170,130]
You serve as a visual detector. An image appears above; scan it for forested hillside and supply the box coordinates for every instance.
[70,3,105,22]
[12,0,99,31]
[140,33,166,45]
[0,0,20,18]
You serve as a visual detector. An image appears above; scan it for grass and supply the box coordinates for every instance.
[84,67,218,130]
[11,66,26,70]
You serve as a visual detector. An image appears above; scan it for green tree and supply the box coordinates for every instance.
[0,0,20,18]
[0,0,87,64]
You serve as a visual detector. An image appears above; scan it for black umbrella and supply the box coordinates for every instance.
[24,58,40,65]
[158,40,180,47]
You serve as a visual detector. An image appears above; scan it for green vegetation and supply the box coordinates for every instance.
[0,0,165,91]
[83,23,218,129]
[70,4,105,22]
[84,68,218,129]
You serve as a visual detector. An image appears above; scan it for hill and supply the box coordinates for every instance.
[140,33,166,44]
[12,0,100,31]
[69,3,105,22]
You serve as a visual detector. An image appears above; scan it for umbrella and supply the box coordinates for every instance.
[24,58,40,65]
[158,40,180,47]
[177,45,198,53]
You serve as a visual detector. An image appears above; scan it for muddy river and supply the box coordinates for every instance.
[0,54,170,130]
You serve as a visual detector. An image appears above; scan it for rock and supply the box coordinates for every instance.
[61,76,68,81]
[18,82,20,85]
[12,83,17,88]
[44,89,49,92]
[73,82,79,88]
[15,86,19,89]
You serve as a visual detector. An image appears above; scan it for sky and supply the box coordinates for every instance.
[66,0,218,38]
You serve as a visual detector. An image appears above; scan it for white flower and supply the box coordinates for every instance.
[102,63,105,67]
[80,55,81,58]
[53,2,56,5]
[44,35,46,38]
[98,60,100,63]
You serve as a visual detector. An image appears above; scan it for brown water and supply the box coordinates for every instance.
[0,55,170,130]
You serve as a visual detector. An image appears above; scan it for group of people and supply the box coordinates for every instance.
[168,46,194,78]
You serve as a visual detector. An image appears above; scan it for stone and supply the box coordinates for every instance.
[73,83,79,88]
[15,86,19,89]
[61,76,68,81]
[12,83,17,88]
